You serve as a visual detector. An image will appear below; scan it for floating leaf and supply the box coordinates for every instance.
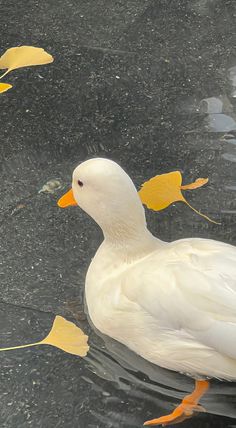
[139,171,219,224]
[0,315,89,357]
[0,46,53,79]
[41,316,89,356]
[0,82,12,93]
[139,171,184,211]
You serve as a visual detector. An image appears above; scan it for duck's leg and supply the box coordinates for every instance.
[144,379,209,426]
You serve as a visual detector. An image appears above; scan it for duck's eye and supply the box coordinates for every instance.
[78,180,84,187]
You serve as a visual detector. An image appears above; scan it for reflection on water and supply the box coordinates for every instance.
[200,87,236,213]
[180,72,236,219]
[206,114,236,132]
[200,97,223,114]
[84,322,236,427]
[199,95,236,133]
[229,66,236,98]
[222,152,236,163]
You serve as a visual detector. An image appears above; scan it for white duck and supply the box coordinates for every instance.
[58,158,236,426]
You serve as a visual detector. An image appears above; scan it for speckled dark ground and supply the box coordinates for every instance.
[1,0,236,427]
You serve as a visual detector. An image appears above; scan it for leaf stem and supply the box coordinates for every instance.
[0,341,41,351]
[0,69,10,80]
[184,200,221,225]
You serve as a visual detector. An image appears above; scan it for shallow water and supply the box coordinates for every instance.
[1,0,236,426]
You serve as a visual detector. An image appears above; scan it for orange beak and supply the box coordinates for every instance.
[57,188,77,208]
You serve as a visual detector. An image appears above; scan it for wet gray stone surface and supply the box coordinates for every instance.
[1,0,236,426]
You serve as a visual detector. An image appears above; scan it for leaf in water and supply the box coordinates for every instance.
[139,171,184,211]
[38,179,62,194]
[0,46,54,79]
[0,315,89,357]
[139,172,219,224]
[40,316,89,357]
[0,82,12,93]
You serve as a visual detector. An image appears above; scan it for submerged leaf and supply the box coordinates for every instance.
[0,46,53,78]
[139,172,219,224]
[0,82,12,93]
[38,179,62,194]
[0,316,89,357]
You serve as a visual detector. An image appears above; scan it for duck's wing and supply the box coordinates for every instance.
[123,238,236,360]
[172,238,236,318]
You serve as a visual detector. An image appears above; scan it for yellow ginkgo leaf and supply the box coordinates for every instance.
[0,46,53,79]
[139,171,184,211]
[139,171,219,224]
[0,315,89,357]
[0,82,12,93]
[41,316,89,357]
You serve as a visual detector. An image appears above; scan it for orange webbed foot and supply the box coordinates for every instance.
[144,379,209,426]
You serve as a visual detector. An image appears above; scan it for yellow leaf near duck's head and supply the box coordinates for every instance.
[0,82,12,93]
[139,171,184,211]
[41,316,89,357]
[139,170,219,223]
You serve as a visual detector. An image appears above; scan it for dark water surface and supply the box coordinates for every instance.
[1,0,236,426]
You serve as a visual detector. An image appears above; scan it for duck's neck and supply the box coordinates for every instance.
[102,215,160,259]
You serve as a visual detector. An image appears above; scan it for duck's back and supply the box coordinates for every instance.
[86,237,236,380]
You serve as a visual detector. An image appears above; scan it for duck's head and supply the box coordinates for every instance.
[58,158,149,242]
